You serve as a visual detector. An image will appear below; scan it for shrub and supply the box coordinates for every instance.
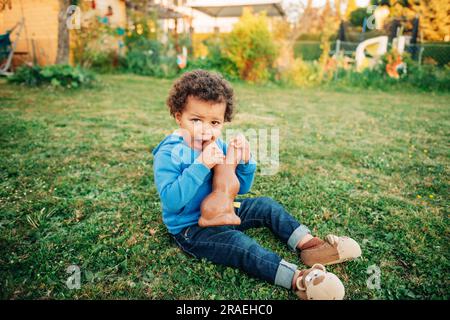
[7,64,96,88]
[186,11,276,83]
[420,42,450,67]
[334,51,450,92]
[124,38,163,77]
[278,58,321,87]
[223,9,278,83]
[294,41,323,61]
[406,62,450,91]
[123,35,179,78]
[82,49,118,73]
[349,7,370,27]
[185,37,240,81]
[72,15,123,73]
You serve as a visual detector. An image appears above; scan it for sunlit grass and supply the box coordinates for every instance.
[0,75,449,299]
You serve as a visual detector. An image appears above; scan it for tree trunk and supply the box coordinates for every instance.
[56,0,70,64]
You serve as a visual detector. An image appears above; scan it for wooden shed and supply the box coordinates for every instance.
[0,0,127,67]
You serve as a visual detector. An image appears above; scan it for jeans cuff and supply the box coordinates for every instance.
[287,225,311,251]
[274,259,298,289]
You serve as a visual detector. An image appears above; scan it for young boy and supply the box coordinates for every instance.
[152,70,361,300]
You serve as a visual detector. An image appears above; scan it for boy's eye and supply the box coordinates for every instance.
[191,119,202,123]
[212,121,221,126]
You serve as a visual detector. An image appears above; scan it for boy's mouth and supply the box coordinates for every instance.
[192,136,213,149]
[195,135,213,142]
[193,136,214,150]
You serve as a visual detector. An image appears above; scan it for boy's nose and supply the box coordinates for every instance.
[201,124,213,136]
[201,132,213,140]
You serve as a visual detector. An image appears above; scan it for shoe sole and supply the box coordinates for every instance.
[321,256,359,266]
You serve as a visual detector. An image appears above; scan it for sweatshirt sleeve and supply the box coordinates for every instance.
[236,154,257,194]
[153,148,210,212]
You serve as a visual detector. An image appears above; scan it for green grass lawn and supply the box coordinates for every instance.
[0,75,449,300]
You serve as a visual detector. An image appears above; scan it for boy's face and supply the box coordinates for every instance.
[175,96,226,151]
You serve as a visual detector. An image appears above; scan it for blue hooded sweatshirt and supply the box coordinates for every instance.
[152,132,257,235]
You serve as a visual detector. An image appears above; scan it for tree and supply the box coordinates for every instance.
[335,0,342,19]
[345,0,358,20]
[276,1,323,59]
[275,0,339,73]
[412,0,450,41]
[318,0,338,81]
[371,0,449,41]
[350,7,371,27]
[56,0,71,64]
[322,0,334,22]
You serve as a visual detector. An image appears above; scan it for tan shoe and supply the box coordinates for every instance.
[294,264,345,300]
[300,235,362,267]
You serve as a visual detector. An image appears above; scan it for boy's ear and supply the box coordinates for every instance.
[174,112,182,125]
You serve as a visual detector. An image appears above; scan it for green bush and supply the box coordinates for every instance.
[72,15,123,74]
[187,10,277,83]
[349,7,370,27]
[277,58,321,87]
[406,63,450,91]
[334,52,450,92]
[223,9,277,83]
[420,43,450,67]
[185,37,240,81]
[7,64,96,88]
[294,41,323,61]
[123,37,178,78]
[83,49,118,73]
[124,38,162,76]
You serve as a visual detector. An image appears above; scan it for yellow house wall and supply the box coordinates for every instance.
[0,0,127,67]
[0,0,60,66]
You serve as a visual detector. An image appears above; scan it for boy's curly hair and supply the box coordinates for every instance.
[166,69,235,122]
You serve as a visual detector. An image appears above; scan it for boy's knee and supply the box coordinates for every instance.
[257,196,283,211]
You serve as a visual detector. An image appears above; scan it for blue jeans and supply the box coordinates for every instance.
[173,197,311,289]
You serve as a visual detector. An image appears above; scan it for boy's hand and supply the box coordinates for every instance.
[230,134,251,164]
[197,140,225,169]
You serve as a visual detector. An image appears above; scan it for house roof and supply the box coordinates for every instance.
[186,0,285,17]
[126,2,187,19]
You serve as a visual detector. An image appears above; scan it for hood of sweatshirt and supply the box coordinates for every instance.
[151,133,184,157]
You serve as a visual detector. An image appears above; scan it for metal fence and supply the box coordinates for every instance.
[295,40,450,67]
